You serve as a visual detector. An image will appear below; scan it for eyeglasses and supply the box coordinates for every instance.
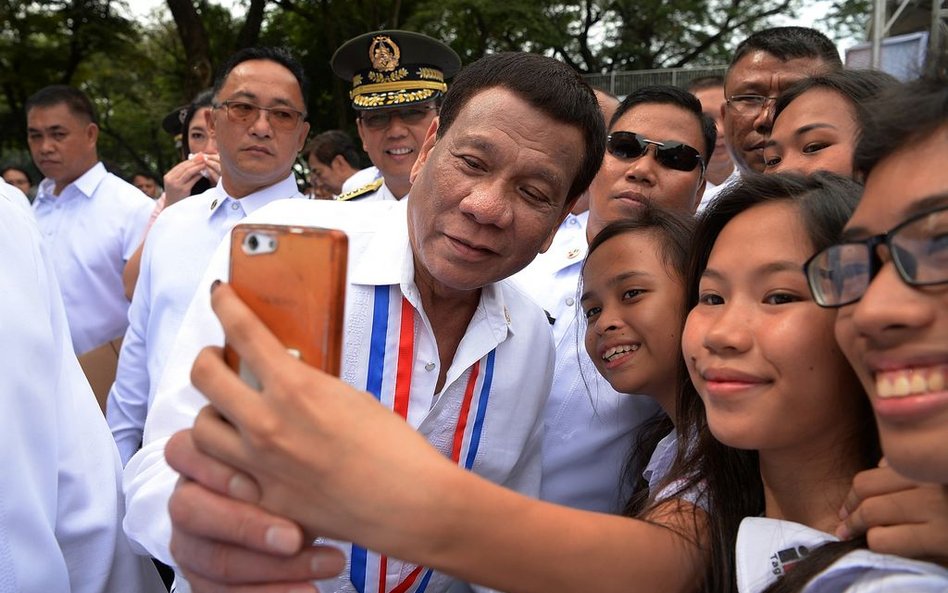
[805,204,948,308]
[213,100,305,130]
[606,132,705,173]
[360,105,437,130]
[726,94,779,116]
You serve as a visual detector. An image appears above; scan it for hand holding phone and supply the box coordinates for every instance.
[225,223,348,387]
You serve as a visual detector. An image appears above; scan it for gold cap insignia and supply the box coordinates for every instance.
[369,35,400,73]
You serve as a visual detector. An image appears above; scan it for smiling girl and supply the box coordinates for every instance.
[662,172,948,592]
[762,70,897,177]
[579,209,695,512]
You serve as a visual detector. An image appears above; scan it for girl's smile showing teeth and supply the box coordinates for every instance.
[602,343,639,362]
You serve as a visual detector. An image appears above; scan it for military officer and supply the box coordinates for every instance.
[331,30,461,202]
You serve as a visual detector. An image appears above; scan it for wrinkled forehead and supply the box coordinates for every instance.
[725,51,830,94]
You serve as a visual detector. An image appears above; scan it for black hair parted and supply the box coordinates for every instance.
[435,52,606,206]
[610,85,717,164]
[212,47,309,107]
[26,85,98,125]
[773,69,899,128]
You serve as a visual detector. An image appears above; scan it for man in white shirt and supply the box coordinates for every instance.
[305,130,364,196]
[0,182,165,593]
[107,47,311,465]
[331,30,461,202]
[27,85,154,356]
[722,27,840,175]
[517,86,714,513]
[124,51,607,592]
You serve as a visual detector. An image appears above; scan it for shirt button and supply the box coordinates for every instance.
[569,218,577,225]
[210,199,218,209]
[566,297,575,306]
[231,202,240,210]
[425,362,436,372]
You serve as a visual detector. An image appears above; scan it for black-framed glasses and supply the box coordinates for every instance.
[360,105,437,130]
[726,94,779,116]
[805,204,948,308]
[213,100,305,130]
[606,131,705,173]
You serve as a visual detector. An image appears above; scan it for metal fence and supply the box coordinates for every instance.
[583,64,728,96]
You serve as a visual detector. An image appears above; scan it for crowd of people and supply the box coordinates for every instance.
[2,23,946,593]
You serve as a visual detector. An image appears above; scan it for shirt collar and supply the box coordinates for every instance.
[349,199,514,340]
[735,517,835,593]
[207,174,301,220]
[37,161,106,201]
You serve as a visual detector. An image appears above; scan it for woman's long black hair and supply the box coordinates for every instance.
[646,172,880,593]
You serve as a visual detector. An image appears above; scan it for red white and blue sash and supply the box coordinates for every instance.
[351,285,496,593]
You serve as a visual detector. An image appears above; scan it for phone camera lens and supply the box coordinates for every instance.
[247,234,259,251]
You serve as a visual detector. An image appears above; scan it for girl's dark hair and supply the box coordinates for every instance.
[652,172,880,593]
[854,72,948,180]
[773,69,899,127]
[580,204,695,515]
[762,538,868,593]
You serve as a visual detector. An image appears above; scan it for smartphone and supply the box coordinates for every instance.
[225,223,348,387]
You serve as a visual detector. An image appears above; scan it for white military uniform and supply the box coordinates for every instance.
[335,177,399,203]
[340,165,381,194]
[0,186,164,593]
[510,212,659,513]
[736,516,948,593]
[124,198,555,593]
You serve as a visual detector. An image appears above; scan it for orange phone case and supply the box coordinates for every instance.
[225,223,348,381]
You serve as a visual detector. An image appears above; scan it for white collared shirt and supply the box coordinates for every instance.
[736,516,948,593]
[0,177,32,213]
[33,162,154,355]
[510,212,659,513]
[0,193,164,593]
[107,175,303,465]
[697,167,741,213]
[509,211,589,344]
[123,198,554,593]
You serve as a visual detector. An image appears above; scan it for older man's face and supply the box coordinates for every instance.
[723,50,832,173]
[209,59,310,198]
[406,87,584,293]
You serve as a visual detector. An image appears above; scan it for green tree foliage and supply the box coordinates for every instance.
[0,0,867,179]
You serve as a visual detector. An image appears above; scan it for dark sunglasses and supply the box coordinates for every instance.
[606,131,705,173]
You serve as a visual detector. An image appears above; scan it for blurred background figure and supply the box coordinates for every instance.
[305,129,363,196]
[132,171,162,199]
[26,84,153,367]
[1,164,34,201]
[687,76,736,210]
[124,90,222,299]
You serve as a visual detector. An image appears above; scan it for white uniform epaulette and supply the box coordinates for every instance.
[335,178,384,201]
